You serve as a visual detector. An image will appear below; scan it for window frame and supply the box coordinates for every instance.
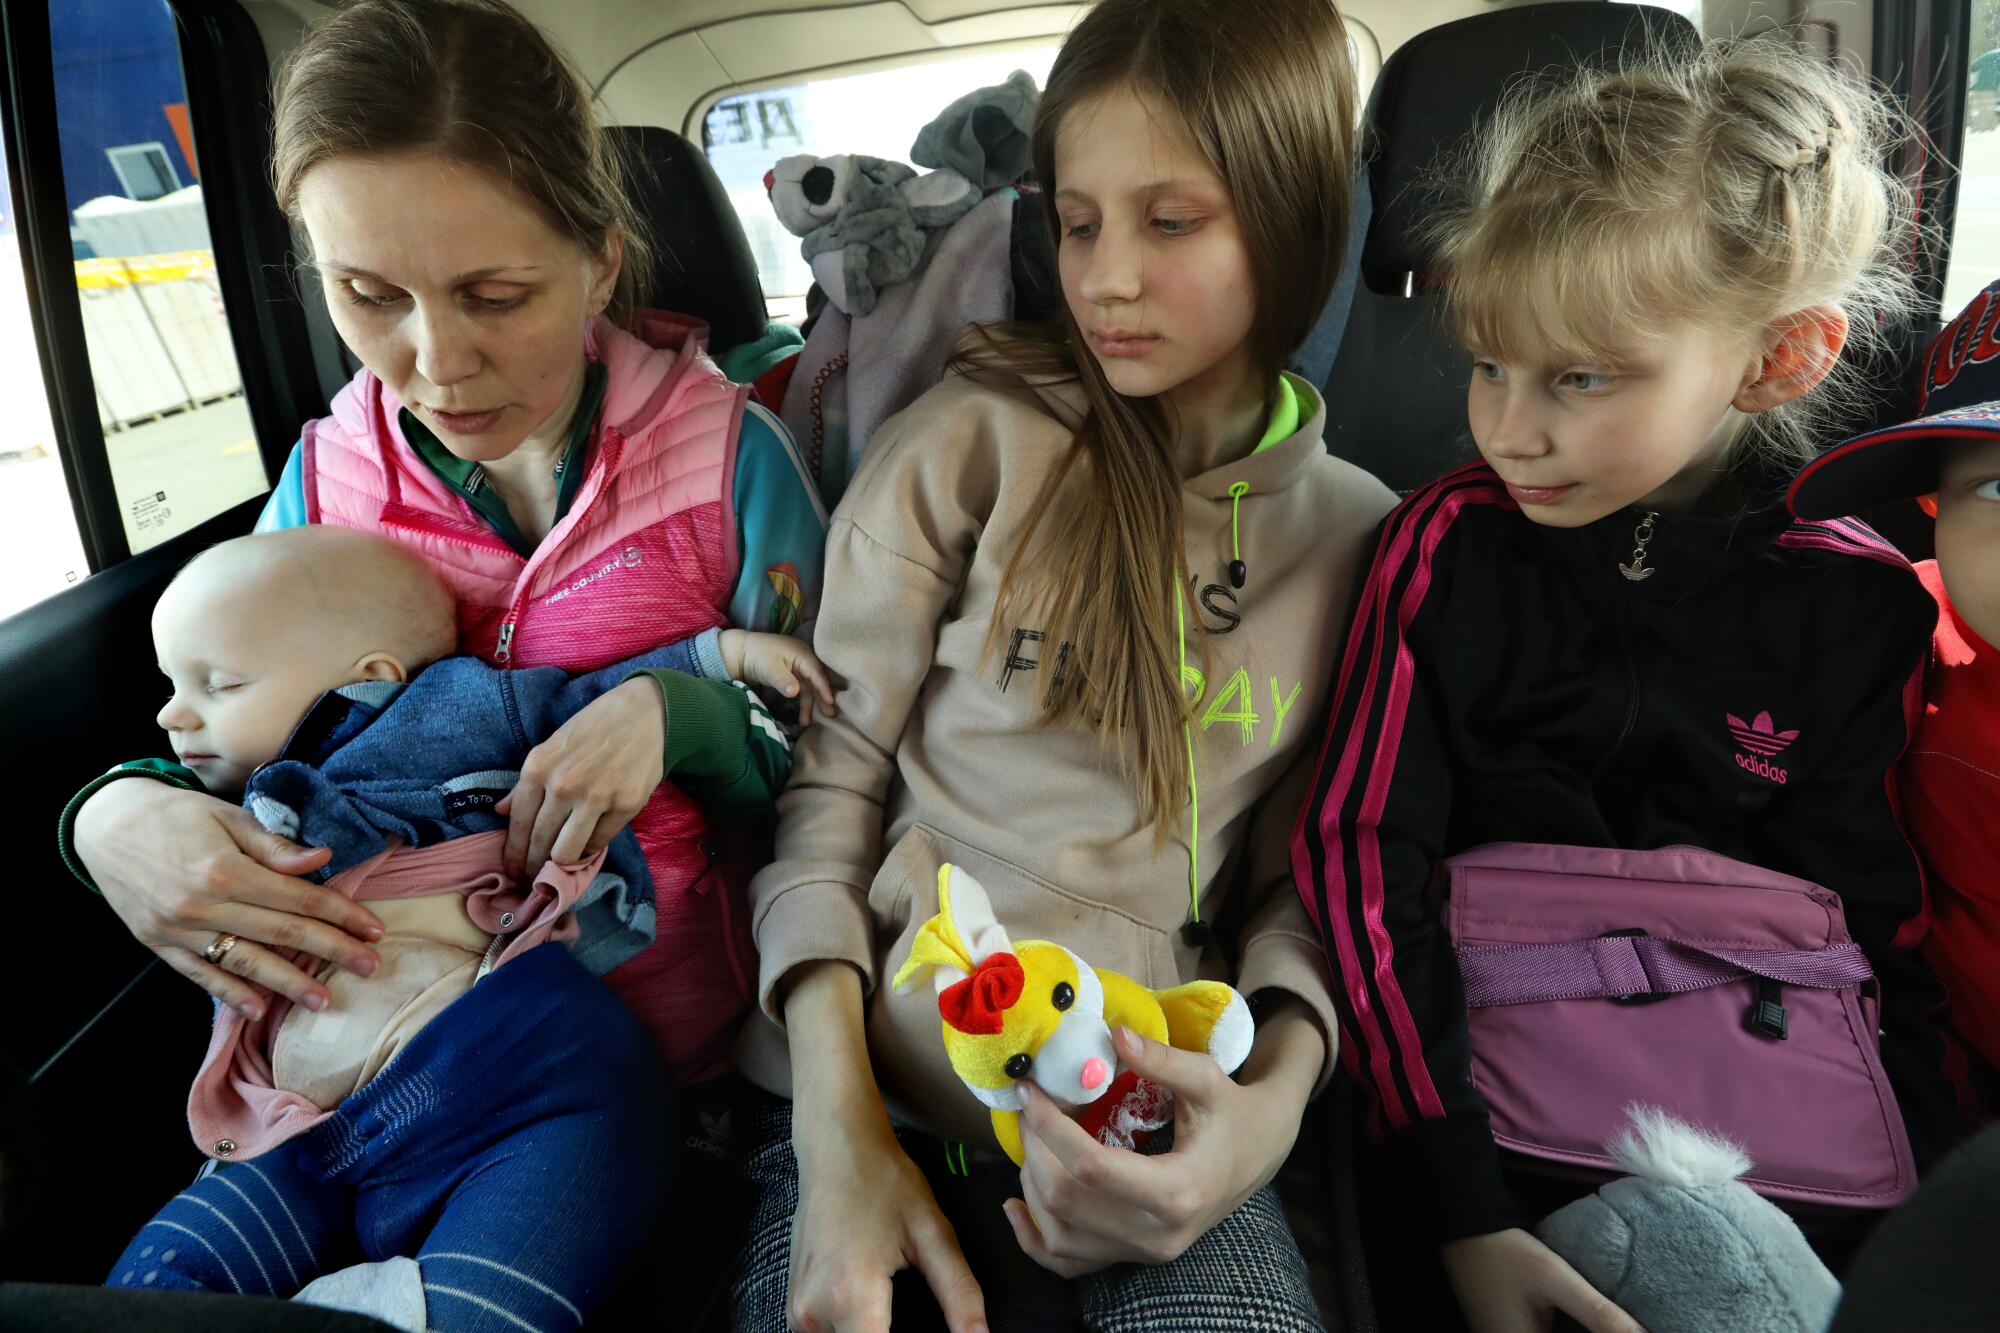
[1874,0,1971,320]
[0,0,324,580]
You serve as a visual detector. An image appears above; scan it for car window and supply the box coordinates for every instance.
[1945,8,2000,313]
[50,0,266,558]
[0,135,90,621]
[702,46,1062,305]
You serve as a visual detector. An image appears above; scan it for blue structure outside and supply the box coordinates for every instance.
[51,0,194,219]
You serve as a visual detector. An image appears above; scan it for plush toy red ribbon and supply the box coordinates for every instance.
[939,952,1024,1035]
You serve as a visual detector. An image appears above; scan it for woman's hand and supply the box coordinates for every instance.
[1441,1228,1645,1333]
[497,677,664,878]
[1002,1003,1322,1277]
[783,961,987,1333]
[74,778,381,1020]
[719,628,839,726]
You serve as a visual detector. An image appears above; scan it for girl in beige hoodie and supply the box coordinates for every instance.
[732,2,1395,1329]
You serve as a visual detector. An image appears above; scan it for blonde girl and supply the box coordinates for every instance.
[732,0,1396,1328]
[1295,38,1972,1333]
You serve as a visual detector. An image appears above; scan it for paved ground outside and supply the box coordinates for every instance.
[0,396,266,623]
[0,223,267,625]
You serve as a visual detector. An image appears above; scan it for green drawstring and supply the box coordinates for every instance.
[1179,483,1254,943]
[1227,482,1250,588]
[1176,580,1204,945]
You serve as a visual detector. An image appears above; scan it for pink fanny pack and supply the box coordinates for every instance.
[1445,842,1915,1209]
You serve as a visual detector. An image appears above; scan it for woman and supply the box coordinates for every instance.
[63,0,825,1088]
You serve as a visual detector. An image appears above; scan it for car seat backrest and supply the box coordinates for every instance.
[1321,3,1697,493]
[607,125,771,352]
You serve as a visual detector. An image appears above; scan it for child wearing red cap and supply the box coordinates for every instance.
[1790,280,2000,1078]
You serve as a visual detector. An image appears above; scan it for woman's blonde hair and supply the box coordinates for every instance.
[954,0,1357,834]
[270,0,651,325]
[1438,36,1922,465]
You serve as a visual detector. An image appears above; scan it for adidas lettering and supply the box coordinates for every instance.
[1735,752,1789,785]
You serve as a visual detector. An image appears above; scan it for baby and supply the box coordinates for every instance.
[110,525,828,1329]
[1790,280,2000,1077]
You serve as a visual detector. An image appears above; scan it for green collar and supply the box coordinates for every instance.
[400,362,609,558]
[1253,373,1304,456]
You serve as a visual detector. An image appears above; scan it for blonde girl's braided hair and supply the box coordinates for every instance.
[1437,36,1925,466]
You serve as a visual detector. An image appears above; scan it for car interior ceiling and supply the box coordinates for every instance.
[0,1,1953,1326]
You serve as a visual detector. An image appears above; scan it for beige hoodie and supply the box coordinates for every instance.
[739,368,1395,1147]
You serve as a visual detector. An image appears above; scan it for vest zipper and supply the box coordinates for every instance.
[491,426,623,669]
[1618,510,1659,582]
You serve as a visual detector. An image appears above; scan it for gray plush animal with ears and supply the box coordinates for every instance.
[1538,1108,1840,1333]
[764,153,979,316]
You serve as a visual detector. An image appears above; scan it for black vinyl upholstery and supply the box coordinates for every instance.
[1321,3,1697,493]
[0,502,260,1279]
[607,124,771,351]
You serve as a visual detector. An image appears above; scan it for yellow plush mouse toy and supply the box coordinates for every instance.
[892,863,1254,1164]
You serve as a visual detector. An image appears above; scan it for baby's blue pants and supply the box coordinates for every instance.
[108,943,674,1332]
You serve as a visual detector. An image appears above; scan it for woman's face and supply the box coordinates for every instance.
[296,152,620,462]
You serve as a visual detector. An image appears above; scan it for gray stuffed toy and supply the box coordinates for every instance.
[765,73,1042,317]
[765,153,979,316]
[1538,1108,1840,1333]
[910,68,1040,190]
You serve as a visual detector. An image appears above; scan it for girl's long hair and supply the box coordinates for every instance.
[954,0,1356,833]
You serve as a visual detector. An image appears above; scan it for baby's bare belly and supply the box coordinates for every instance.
[271,893,493,1110]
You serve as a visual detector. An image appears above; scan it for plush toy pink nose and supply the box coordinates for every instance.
[1080,1058,1110,1091]
[762,169,776,192]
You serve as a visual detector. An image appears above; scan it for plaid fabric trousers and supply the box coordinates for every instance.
[730,1094,1326,1333]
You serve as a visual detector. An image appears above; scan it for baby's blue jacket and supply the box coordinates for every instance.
[245,635,712,975]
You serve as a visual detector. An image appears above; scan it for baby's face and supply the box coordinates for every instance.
[1934,438,2000,649]
[153,577,362,794]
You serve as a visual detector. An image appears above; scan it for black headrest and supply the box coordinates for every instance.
[606,124,770,350]
[1360,2,1697,283]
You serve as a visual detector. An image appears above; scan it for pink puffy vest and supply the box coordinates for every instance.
[301,311,755,1083]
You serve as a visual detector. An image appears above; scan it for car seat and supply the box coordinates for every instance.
[605,125,773,354]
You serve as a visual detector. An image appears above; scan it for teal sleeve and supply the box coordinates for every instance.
[714,321,804,385]
[729,404,828,637]
[58,759,204,893]
[256,443,308,532]
[626,669,792,815]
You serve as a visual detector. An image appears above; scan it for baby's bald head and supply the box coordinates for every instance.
[163,528,457,669]
[152,529,457,792]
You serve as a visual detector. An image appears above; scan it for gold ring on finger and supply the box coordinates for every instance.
[203,932,240,966]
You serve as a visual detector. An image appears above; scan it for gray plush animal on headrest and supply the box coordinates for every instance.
[910,68,1040,190]
[764,72,1041,317]
[765,153,979,316]
[1538,1108,1840,1333]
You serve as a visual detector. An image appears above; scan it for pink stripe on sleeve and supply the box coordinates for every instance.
[1351,483,1505,1122]
[1301,464,1502,1127]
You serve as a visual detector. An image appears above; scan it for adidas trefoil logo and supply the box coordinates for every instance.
[1727,710,1799,785]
